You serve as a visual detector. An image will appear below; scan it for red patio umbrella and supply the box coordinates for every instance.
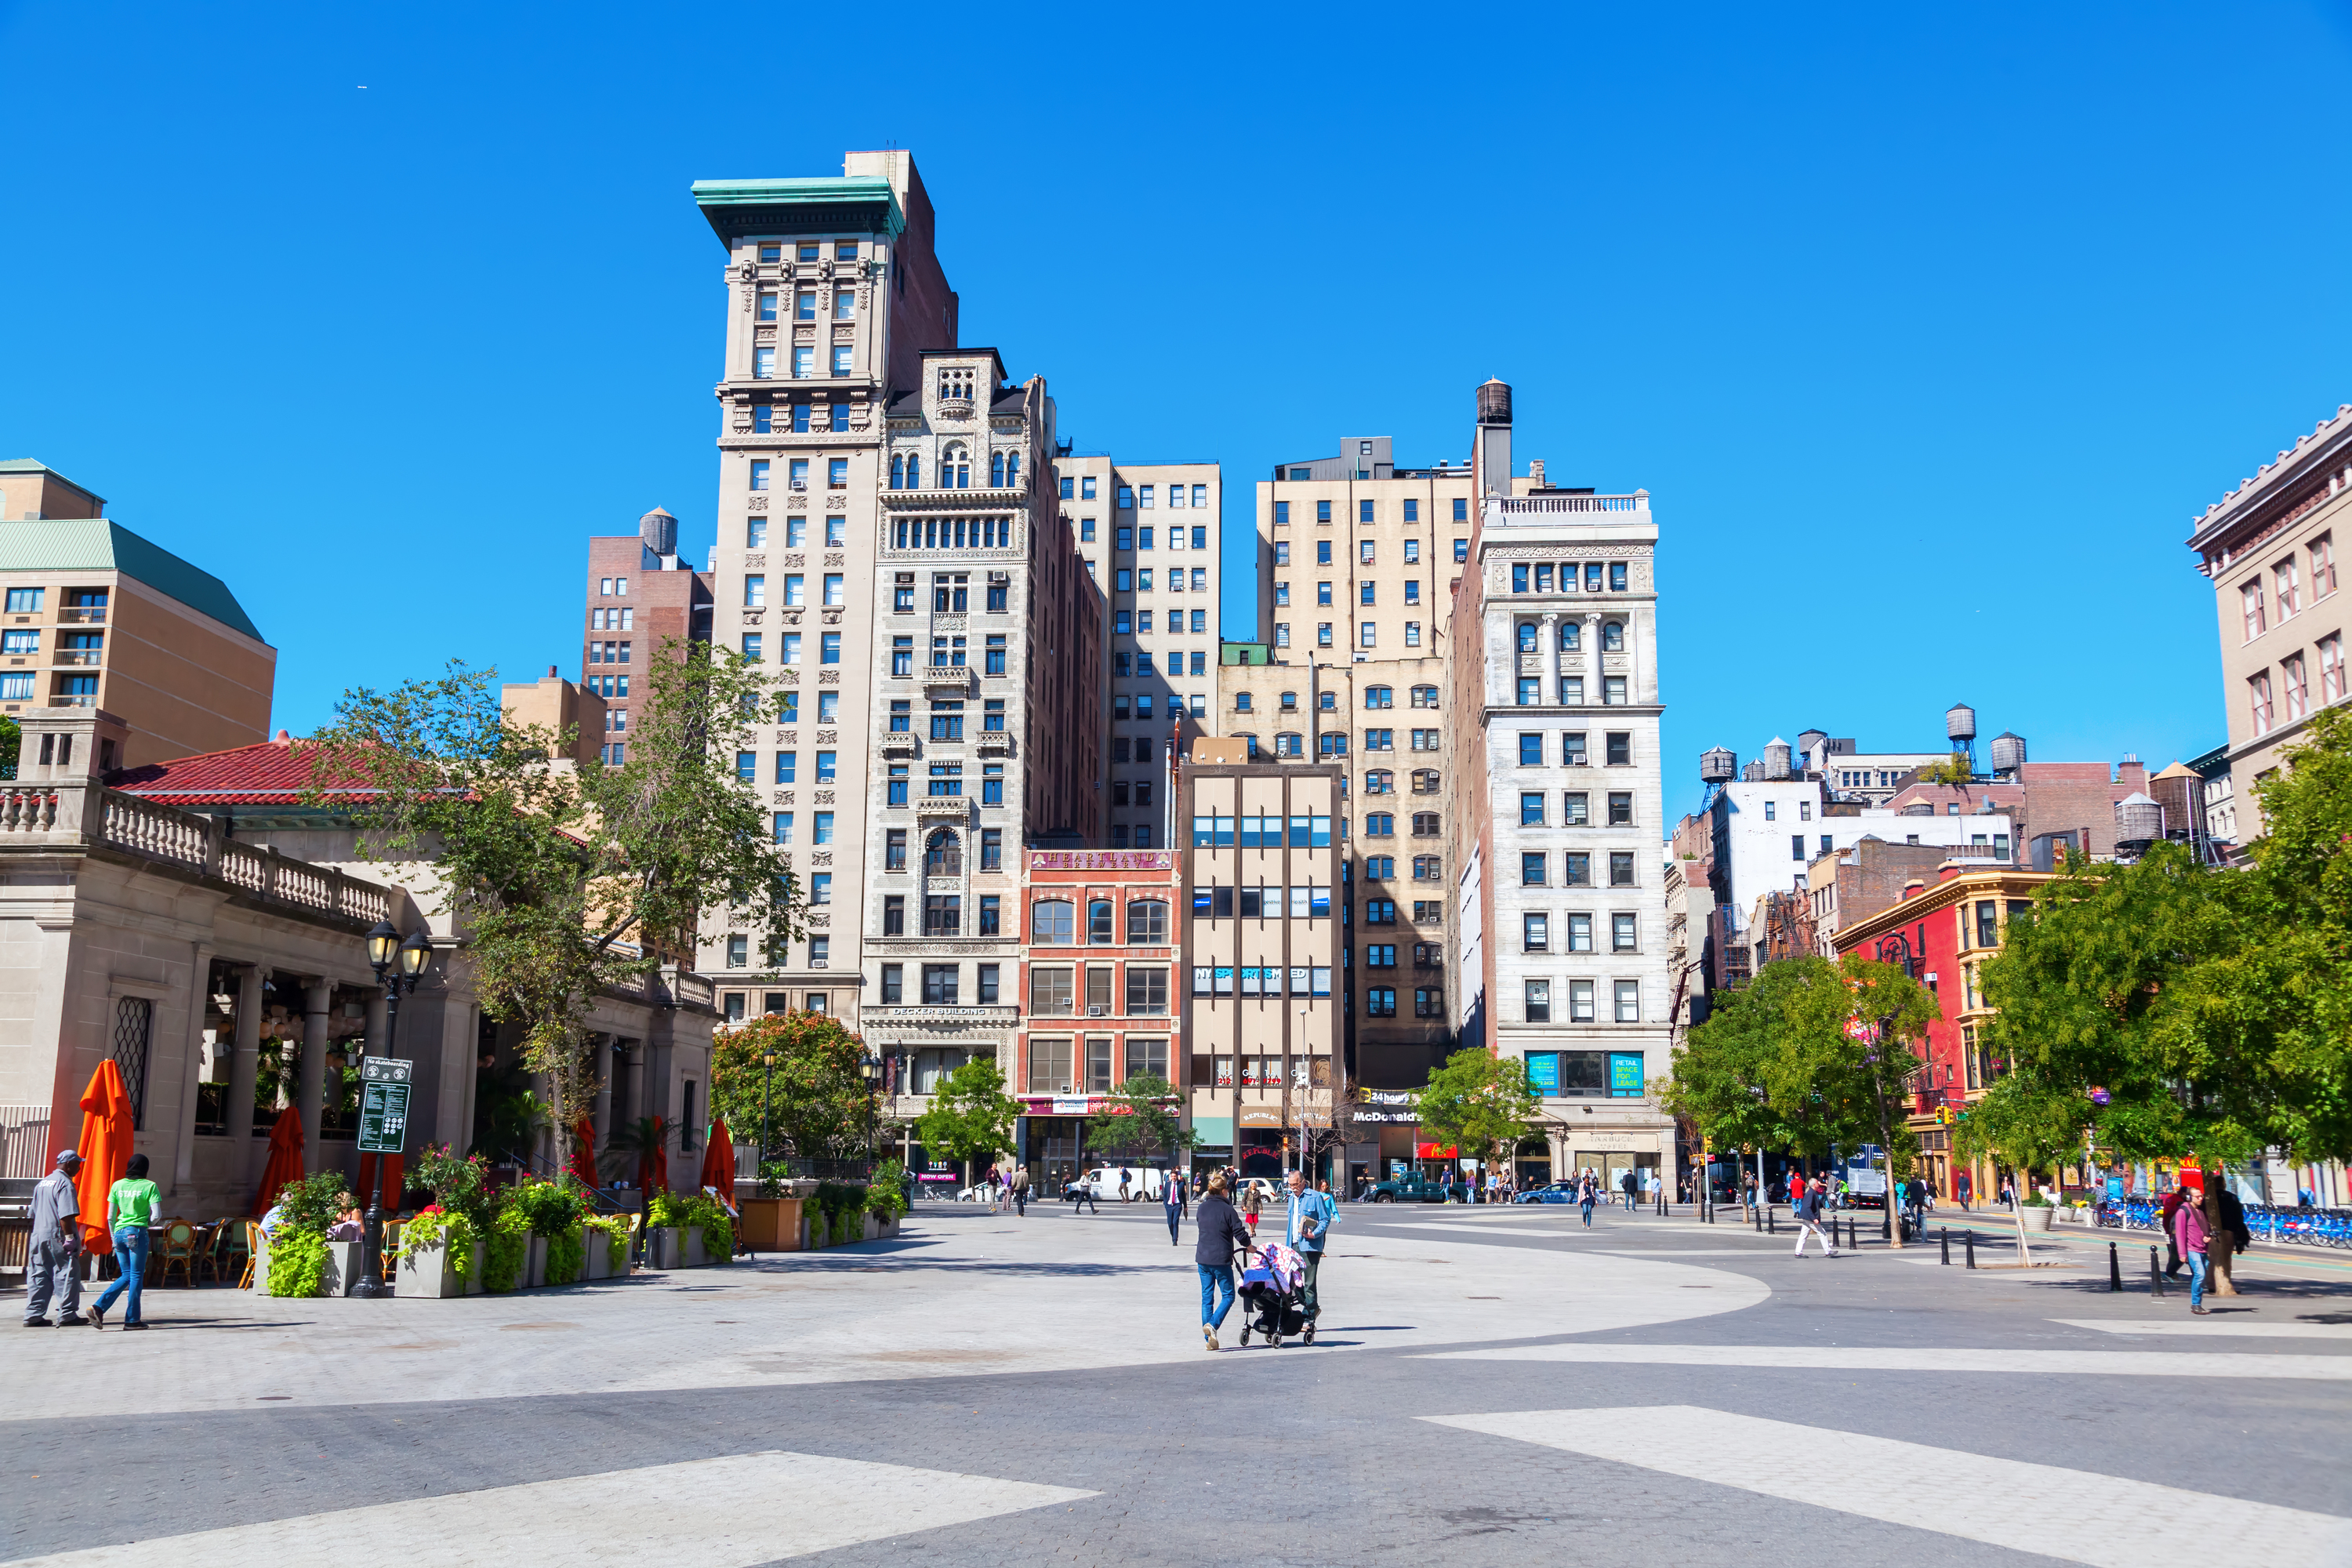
[699,1113,735,1196]
[568,1113,598,1190]
[251,1107,305,1217]
[358,1150,406,1208]
[72,1060,136,1254]
[641,1135,670,1197]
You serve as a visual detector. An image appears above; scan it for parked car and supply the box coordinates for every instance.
[1366,1171,1456,1203]
[1071,1166,1167,1202]
[1514,1183,1581,1205]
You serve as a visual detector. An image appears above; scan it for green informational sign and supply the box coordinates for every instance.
[1608,1052,1646,1098]
[357,1057,412,1154]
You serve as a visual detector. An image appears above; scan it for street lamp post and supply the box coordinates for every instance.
[354,920,432,1300]
[859,1051,883,1174]
[1872,931,1918,1247]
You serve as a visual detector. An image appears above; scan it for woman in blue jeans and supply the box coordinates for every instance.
[1193,1171,1252,1352]
[91,1153,161,1330]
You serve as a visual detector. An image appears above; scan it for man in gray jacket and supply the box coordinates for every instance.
[1791,1178,1838,1259]
[24,1149,88,1327]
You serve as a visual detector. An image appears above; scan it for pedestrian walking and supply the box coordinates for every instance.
[1194,1171,1252,1352]
[2205,1178,2250,1298]
[2173,1189,2212,1313]
[1241,1179,1262,1239]
[1162,1170,1184,1247]
[89,1153,160,1331]
[1619,1167,1638,1211]
[1072,1172,1099,1214]
[1577,1171,1596,1228]
[1284,1167,1334,1337]
[1955,1169,1973,1210]
[1013,1164,1030,1218]
[23,1149,86,1327]
[1178,1171,1192,1220]
[1792,1180,1838,1258]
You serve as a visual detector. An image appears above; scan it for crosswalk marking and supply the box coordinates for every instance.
[9,1451,1095,1568]
[1417,1341,2352,1380]
[1381,1222,1592,1239]
[1421,1405,2352,1568]
[2053,1317,2352,1341]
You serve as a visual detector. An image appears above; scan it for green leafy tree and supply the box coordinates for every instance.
[1657,954,1937,1175]
[1979,706,2352,1168]
[710,1011,872,1160]
[0,714,20,779]
[1918,753,1975,789]
[1417,1047,1540,1174]
[915,1056,1022,1183]
[305,642,798,1176]
[1084,1073,1198,1164]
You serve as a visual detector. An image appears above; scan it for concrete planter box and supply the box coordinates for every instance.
[645,1225,681,1270]
[2018,1206,2055,1232]
[252,1236,365,1298]
[583,1229,615,1281]
[397,1240,465,1298]
[682,1225,708,1268]
[524,1234,549,1289]
[465,1240,485,1294]
[738,1197,804,1254]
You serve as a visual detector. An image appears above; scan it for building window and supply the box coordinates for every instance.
[1563,792,1589,826]
[1516,677,1539,706]
[1520,792,1545,826]
[2321,634,2344,704]
[1612,913,1637,952]
[1606,732,1631,766]
[924,895,961,936]
[1523,913,1548,952]
[887,764,909,806]
[2249,670,2274,734]
[1610,851,1635,887]
[923,964,960,1004]
[1525,980,1551,1023]
[2284,652,2311,721]
[1126,967,1169,1015]
[725,935,748,968]
[1570,979,1595,1022]
[1520,852,1546,886]
[1613,981,1640,1023]
[2243,579,2267,641]
[880,964,903,1003]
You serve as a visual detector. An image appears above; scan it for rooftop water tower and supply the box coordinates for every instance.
[1945,702,1977,773]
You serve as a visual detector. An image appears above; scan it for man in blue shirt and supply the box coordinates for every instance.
[1284,1168,1335,1336]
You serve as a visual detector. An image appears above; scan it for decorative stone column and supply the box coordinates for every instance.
[298,978,331,1171]
[227,967,267,1191]
[169,943,214,1192]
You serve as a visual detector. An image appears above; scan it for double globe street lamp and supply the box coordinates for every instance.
[352,920,432,1300]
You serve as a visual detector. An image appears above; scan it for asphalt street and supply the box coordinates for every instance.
[5,1197,2348,1566]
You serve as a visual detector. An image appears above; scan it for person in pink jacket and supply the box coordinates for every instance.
[2173,1193,2212,1314]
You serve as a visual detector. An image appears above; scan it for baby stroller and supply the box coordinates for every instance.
[1237,1240,1313,1348]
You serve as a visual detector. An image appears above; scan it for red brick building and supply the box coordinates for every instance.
[1012,846,1185,1192]
[1834,858,2053,1203]
[582,508,714,764]
[1884,758,2152,866]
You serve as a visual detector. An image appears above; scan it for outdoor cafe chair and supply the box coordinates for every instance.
[235,1221,260,1290]
[157,1218,201,1287]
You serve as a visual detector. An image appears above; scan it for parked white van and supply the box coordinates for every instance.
[1073,1166,1167,1201]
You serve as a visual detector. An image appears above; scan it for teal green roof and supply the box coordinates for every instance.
[0,518,266,643]
[690,176,906,245]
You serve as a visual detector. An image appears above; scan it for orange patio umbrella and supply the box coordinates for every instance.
[72,1060,136,1255]
[698,1113,735,1196]
[568,1112,598,1191]
[358,1149,406,1207]
[251,1107,305,1217]
[641,1134,670,1197]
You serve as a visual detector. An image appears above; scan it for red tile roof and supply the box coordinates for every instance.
[109,732,365,806]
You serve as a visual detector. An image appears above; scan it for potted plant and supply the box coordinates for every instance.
[2017,1192,2055,1232]
[583,1214,633,1279]
[736,1161,805,1254]
[394,1207,480,1298]
[645,1189,687,1270]
[256,1173,353,1297]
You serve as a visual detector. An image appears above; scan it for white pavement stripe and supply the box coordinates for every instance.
[9,1451,1096,1568]
[1417,1342,2352,1379]
[1595,1249,1806,1257]
[2053,1317,2352,1341]
[1382,1223,1591,1239]
[1422,1405,2352,1568]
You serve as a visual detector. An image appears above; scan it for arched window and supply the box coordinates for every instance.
[1602,621,1625,652]
[990,451,1005,488]
[1365,769,1394,793]
[890,453,904,489]
[1410,684,1439,708]
[1087,899,1115,943]
[1276,731,1303,757]
[906,452,922,489]
[944,445,971,489]
[1364,684,1393,709]
[1517,622,1539,653]
[1006,452,1020,487]
[924,828,961,876]
[1032,899,1074,943]
[1127,900,1168,943]
[1559,622,1581,652]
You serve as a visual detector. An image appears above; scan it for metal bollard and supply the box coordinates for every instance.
[1940,1227,1951,1265]
[1848,1214,1858,1250]
[2109,1241,2123,1292]
[1965,1230,1976,1269]
[1768,1207,1776,1236]
[2151,1246,2166,1298]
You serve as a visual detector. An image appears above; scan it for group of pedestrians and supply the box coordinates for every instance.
[2163,1178,2252,1313]
[1192,1167,1332,1352]
[23,1147,162,1331]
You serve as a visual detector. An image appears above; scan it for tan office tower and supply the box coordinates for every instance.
[1054,456,1222,850]
[691,154,1099,1117]
[1183,747,1342,1178]
[1446,379,1676,1194]
[1244,440,1476,1089]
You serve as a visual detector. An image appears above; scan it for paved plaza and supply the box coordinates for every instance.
[6,1199,2350,1566]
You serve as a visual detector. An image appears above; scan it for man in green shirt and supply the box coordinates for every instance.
[90,1153,160,1330]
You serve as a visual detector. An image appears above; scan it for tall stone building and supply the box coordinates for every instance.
[689,154,1100,1113]
[1445,380,1677,1192]
[1245,437,1478,1089]
[1054,455,1224,850]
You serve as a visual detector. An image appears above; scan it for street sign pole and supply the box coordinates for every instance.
[353,1056,413,1299]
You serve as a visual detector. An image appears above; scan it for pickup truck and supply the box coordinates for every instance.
[1365,1171,1455,1203]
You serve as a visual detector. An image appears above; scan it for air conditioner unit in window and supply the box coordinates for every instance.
[1087,1006,1108,1017]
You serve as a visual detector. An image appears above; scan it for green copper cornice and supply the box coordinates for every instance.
[691,177,906,246]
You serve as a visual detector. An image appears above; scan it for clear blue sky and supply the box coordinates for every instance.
[4,2,2348,828]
